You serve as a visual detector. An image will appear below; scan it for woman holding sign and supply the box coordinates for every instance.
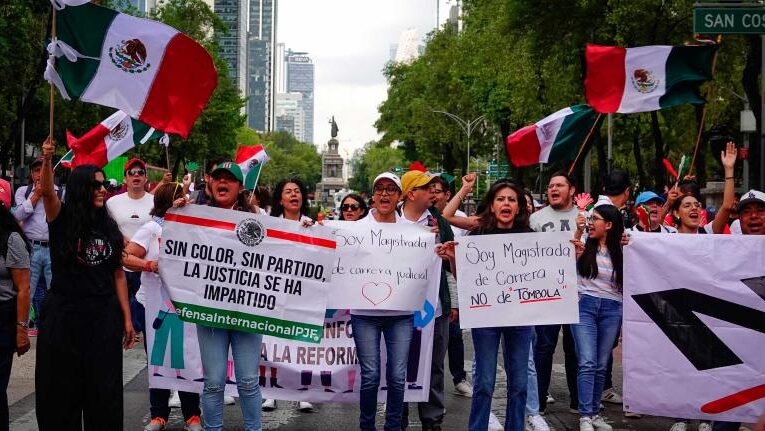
[351,172,414,431]
[122,183,203,431]
[466,181,534,431]
[36,137,135,430]
[197,162,264,431]
[570,204,624,431]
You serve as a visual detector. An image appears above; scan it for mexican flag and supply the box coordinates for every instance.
[45,0,217,137]
[505,105,597,167]
[236,145,271,189]
[584,44,715,114]
[66,110,165,168]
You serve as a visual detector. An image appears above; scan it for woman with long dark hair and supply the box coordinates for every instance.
[467,181,534,431]
[270,178,311,222]
[0,197,31,431]
[570,204,624,431]
[36,138,134,430]
[121,183,202,431]
[338,193,368,221]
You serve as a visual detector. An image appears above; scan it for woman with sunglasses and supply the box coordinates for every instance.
[466,181,534,431]
[36,137,135,430]
[339,193,368,221]
[570,205,624,431]
[122,183,202,431]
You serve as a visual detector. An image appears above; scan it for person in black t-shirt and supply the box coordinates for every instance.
[35,137,135,431]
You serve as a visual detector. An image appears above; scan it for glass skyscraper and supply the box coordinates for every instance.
[286,51,314,144]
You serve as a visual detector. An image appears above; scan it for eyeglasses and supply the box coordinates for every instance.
[341,204,361,211]
[92,180,107,190]
[127,168,146,177]
[432,189,445,194]
[374,185,400,195]
[587,215,605,224]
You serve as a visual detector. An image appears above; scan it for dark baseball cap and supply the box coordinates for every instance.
[604,169,632,196]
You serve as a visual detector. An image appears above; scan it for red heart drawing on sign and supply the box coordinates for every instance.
[362,282,393,306]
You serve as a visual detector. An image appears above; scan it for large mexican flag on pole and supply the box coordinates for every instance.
[505,105,597,167]
[584,44,715,114]
[66,110,165,168]
[45,0,217,137]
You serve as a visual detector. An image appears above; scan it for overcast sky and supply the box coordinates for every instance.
[278,0,453,155]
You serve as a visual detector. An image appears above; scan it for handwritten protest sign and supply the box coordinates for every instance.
[324,221,440,310]
[624,233,765,423]
[159,205,336,343]
[456,231,578,328]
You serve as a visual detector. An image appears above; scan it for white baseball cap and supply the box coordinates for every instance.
[372,172,402,192]
[737,189,765,211]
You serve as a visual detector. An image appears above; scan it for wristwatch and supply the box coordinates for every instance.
[16,321,28,329]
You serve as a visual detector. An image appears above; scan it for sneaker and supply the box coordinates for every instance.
[223,395,235,405]
[298,401,314,412]
[579,416,594,431]
[624,411,642,418]
[454,379,473,398]
[670,422,688,431]
[592,415,613,431]
[698,423,712,431]
[262,398,276,411]
[546,393,556,404]
[488,412,504,431]
[184,415,203,431]
[601,388,623,404]
[526,414,551,431]
[144,417,167,431]
[168,390,181,408]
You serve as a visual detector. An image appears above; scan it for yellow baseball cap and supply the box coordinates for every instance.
[401,170,435,195]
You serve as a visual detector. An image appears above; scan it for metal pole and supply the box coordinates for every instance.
[466,133,470,174]
[761,35,765,190]
[584,151,592,193]
[744,131,750,190]
[607,113,613,171]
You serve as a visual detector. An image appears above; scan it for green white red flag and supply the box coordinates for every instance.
[505,105,597,167]
[584,44,715,114]
[45,0,217,137]
[235,145,270,189]
[66,110,165,168]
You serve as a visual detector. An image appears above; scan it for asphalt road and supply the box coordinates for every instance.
[8,332,753,430]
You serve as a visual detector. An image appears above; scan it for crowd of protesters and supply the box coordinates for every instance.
[0,137,762,431]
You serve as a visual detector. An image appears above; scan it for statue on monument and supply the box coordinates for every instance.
[329,116,339,138]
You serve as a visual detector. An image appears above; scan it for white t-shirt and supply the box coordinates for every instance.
[451,209,468,237]
[529,205,579,235]
[351,209,413,317]
[131,219,163,306]
[107,192,154,240]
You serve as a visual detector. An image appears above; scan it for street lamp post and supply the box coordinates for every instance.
[432,110,486,174]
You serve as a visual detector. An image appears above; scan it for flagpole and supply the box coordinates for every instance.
[48,7,57,142]
[689,36,722,177]
[567,113,604,176]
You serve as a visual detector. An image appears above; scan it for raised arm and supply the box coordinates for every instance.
[443,173,479,231]
[40,137,61,222]
[711,142,737,234]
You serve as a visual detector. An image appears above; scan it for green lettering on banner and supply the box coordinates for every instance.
[171,301,323,343]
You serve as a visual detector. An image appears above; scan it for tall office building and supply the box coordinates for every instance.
[286,51,314,144]
[274,92,305,141]
[246,0,277,132]
[215,0,248,100]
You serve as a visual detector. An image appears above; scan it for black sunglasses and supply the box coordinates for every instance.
[341,204,360,211]
[126,168,146,176]
[92,180,108,190]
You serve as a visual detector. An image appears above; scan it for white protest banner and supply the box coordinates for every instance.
[147,289,440,403]
[456,231,578,328]
[624,233,765,423]
[159,205,336,343]
[324,221,440,311]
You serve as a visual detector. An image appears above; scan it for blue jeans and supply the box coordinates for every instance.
[469,326,532,431]
[526,333,540,416]
[29,244,52,296]
[196,325,263,431]
[351,314,413,431]
[571,295,622,417]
